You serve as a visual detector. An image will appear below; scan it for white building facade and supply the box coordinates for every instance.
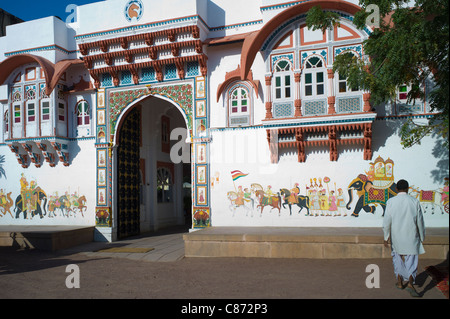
[0,0,448,242]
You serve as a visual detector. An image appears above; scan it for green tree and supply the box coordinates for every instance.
[306,0,449,149]
[0,155,6,179]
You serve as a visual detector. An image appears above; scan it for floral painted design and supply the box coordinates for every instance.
[108,84,194,136]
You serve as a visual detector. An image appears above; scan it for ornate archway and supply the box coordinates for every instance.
[94,80,210,241]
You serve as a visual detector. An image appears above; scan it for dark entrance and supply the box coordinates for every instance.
[117,107,141,239]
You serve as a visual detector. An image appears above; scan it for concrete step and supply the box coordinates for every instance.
[0,226,95,251]
[184,227,449,259]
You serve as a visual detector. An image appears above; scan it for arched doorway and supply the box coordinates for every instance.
[117,107,141,239]
[114,95,191,239]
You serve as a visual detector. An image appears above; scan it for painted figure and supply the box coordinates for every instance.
[346,174,397,217]
[328,190,338,216]
[409,180,449,215]
[0,190,14,218]
[319,189,329,214]
[336,188,347,217]
[15,187,47,219]
[311,190,320,216]
[254,188,282,217]
[279,187,310,216]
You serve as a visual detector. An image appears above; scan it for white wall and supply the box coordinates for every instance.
[76,0,204,37]
[3,16,75,62]
[209,120,449,228]
[0,139,97,226]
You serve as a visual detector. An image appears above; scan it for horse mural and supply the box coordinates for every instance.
[48,193,87,218]
[409,185,449,214]
[279,188,310,216]
[227,190,254,217]
[346,174,397,217]
[75,195,88,217]
[254,189,282,217]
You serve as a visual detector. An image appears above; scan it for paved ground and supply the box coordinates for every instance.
[0,227,447,304]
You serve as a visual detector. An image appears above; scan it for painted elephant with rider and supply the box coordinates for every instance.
[15,187,48,219]
[346,174,397,217]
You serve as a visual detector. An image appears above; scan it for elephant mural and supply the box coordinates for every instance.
[346,174,397,217]
[15,187,48,219]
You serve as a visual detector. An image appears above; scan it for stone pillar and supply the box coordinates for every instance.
[265,74,273,119]
[294,71,302,117]
[327,69,336,115]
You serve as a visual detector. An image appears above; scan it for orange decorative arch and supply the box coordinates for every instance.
[216,65,260,102]
[50,59,85,94]
[0,54,84,95]
[0,54,54,90]
[240,0,361,80]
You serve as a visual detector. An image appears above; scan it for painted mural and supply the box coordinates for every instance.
[223,156,449,222]
[227,172,348,218]
[409,180,449,215]
[0,174,88,221]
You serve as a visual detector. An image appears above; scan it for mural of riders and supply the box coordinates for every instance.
[226,156,448,220]
[227,170,347,218]
[47,191,88,218]
[0,174,88,220]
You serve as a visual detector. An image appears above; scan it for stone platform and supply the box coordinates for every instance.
[0,226,95,251]
[184,227,449,259]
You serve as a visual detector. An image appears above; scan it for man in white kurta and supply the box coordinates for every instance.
[383,179,425,297]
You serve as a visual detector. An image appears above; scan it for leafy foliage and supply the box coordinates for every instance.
[0,155,6,179]
[306,0,449,149]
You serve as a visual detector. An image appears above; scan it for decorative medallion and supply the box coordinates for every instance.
[124,0,144,23]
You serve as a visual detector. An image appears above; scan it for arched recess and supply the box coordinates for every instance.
[111,93,193,238]
[113,93,193,147]
[240,0,361,80]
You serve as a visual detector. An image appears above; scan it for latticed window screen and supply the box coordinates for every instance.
[187,61,199,77]
[273,102,294,118]
[102,73,113,87]
[141,67,155,82]
[303,100,327,116]
[165,64,178,79]
[337,97,362,113]
[121,71,132,85]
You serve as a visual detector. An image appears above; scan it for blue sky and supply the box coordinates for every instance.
[1,0,101,22]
